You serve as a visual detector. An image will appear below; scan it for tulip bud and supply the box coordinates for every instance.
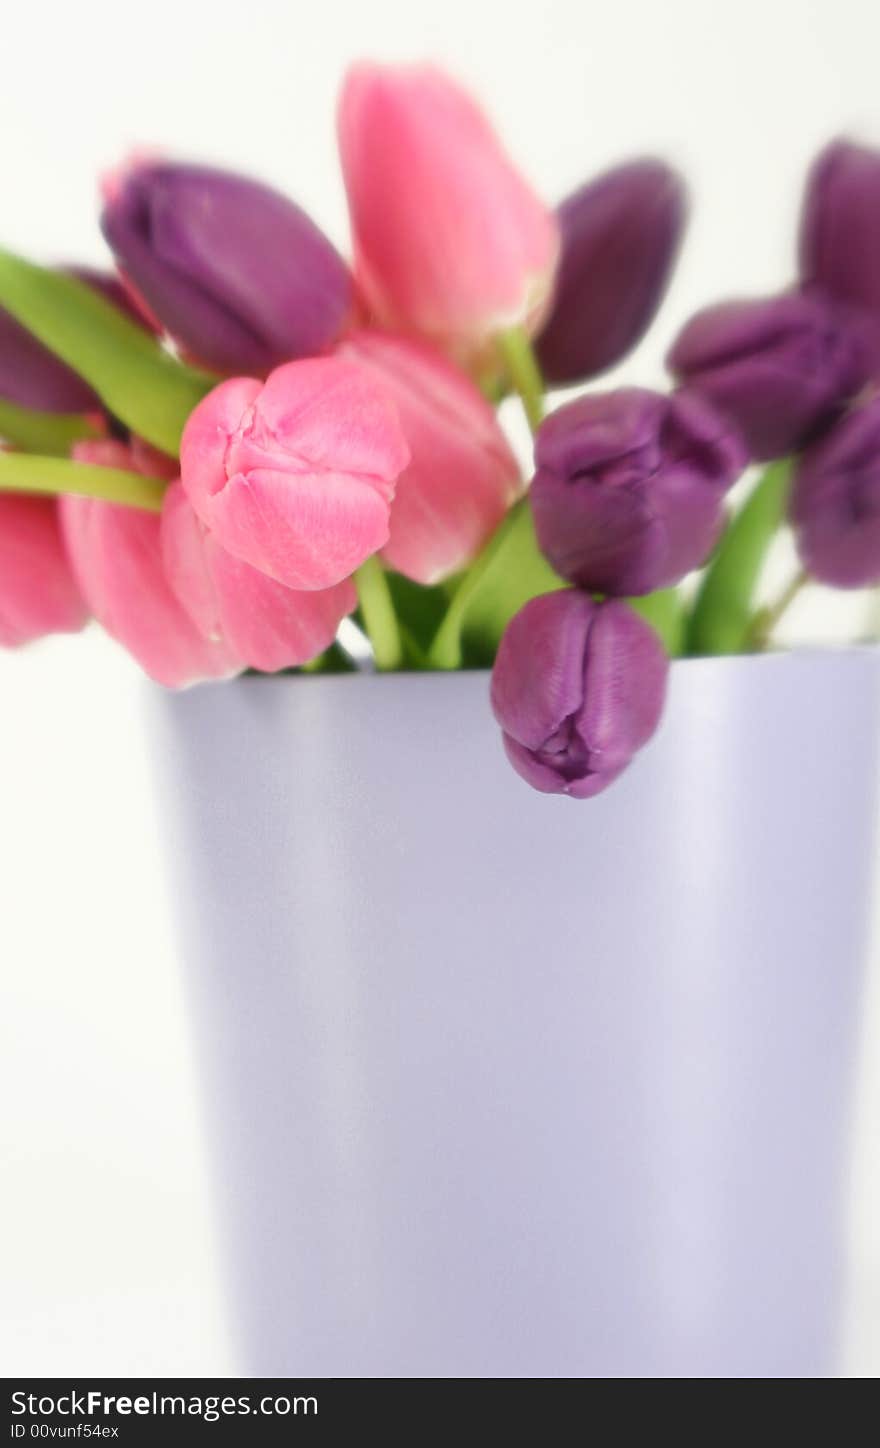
[337,63,559,359]
[1,267,154,417]
[0,493,88,647]
[790,394,880,588]
[338,332,521,583]
[180,357,409,592]
[161,481,356,672]
[62,440,239,686]
[667,292,869,459]
[101,160,354,374]
[530,387,745,596]
[491,590,668,799]
[65,266,156,330]
[536,159,687,386]
[0,306,98,413]
[800,139,880,366]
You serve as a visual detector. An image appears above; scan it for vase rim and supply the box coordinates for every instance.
[166,642,880,695]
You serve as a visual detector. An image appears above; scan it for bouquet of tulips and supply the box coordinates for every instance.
[1,63,878,800]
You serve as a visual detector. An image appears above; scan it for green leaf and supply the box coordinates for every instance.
[428,501,564,669]
[686,461,792,656]
[0,397,103,456]
[0,452,166,511]
[0,250,219,456]
[628,588,685,656]
[386,571,451,654]
[302,643,356,674]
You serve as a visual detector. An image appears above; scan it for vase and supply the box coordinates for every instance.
[152,648,880,1378]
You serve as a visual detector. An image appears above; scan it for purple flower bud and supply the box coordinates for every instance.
[800,139,880,366]
[790,394,880,588]
[536,159,687,386]
[0,306,98,413]
[667,292,869,460]
[530,387,745,596]
[0,268,154,415]
[491,590,668,799]
[101,162,354,374]
[64,266,151,328]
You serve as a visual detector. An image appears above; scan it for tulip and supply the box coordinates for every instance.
[799,139,880,366]
[530,387,745,596]
[0,306,98,414]
[536,159,687,386]
[161,481,356,672]
[0,493,88,647]
[338,332,520,583]
[1,266,154,417]
[62,441,239,686]
[790,394,880,588]
[101,160,354,374]
[180,356,410,591]
[491,589,668,798]
[667,292,869,459]
[64,266,152,327]
[337,63,559,359]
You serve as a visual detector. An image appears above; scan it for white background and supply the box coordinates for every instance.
[1,0,880,1376]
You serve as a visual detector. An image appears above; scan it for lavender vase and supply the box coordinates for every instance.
[154,650,880,1378]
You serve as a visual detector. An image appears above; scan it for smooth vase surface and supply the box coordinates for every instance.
[154,650,880,1378]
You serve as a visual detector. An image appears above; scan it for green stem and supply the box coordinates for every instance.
[747,568,809,650]
[0,398,103,457]
[0,452,167,510]
[428,499,527,669]
[686,461,792,656]
[496,328,545,432]
[355,554,403,671]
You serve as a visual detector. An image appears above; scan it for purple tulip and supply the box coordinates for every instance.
[0,268,154,415]
[530,387,745,596]
[64,266,152,328]
[101,161,354,374]
[491,590,669,799]
[790,394,880,588]
[0,306,98,413]
[536,159,687,386]
[667,292,869,460]
[800,139,880,367]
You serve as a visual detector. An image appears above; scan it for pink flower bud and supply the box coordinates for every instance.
[62,441,239,686]
[0,494,88,647]
[338,63,559,359]
[161,481,356,672]
[338,332,521,583]
[179,357,410,591]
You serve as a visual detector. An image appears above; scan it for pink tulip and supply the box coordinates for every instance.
[338,63,559,359]
[0,493,88,647]
[339,332,521,582]
[161,481,356,672]
[179,357,410,591]
[62,441,239,687]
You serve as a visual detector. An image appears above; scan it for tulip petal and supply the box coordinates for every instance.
[800,138,880,367]
[667,292,869,459]
[340,332,521,582]
[578,600,669,774]
[61,494,240,687]
[490,589,596,750]
[338,63,558,355]
[102,161,353,374]
[791,396,880,587]
[207,540,356,672]
[0,495,88,647]
[537,159,687,385]
[162,480,356,671]
[180,359,409,590]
